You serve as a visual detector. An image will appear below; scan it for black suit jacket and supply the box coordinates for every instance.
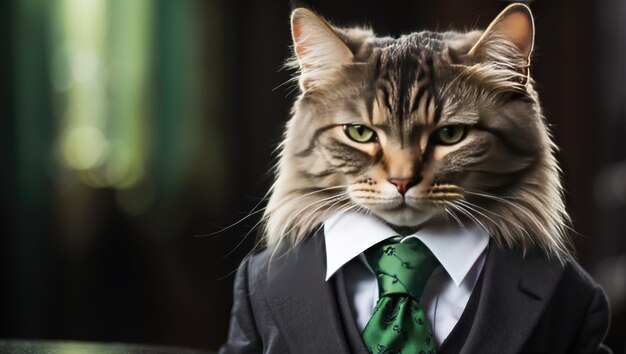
[219,229,611,353]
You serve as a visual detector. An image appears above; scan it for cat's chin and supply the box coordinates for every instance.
[371,206,437,227]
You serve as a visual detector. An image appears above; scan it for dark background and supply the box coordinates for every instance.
[1,0,624,352]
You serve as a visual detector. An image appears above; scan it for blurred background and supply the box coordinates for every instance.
[0,0,624,352]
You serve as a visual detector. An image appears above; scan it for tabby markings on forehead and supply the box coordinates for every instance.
[376,50,442,147]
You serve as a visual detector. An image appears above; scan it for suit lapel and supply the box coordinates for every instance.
[263,229,351,354]
[461,242,564,353]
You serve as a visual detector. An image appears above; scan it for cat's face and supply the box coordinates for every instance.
[288,6,541,227]
[265,4,570,260]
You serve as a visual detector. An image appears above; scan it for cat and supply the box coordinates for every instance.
[262,4,571,261]
[219,4,611,353]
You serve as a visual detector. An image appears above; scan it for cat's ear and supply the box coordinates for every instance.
[468,3,535,79]
[290,8,354,91]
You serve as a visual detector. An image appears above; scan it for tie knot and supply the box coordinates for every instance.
[366,239,439,300]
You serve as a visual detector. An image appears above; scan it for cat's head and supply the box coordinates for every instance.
[263,4,571,261]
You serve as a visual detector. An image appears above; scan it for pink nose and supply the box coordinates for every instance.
[387,177,419,195]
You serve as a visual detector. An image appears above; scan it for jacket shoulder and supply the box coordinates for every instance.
[524,255,611,353]
[560,257,606,295]
[240,230,328,296]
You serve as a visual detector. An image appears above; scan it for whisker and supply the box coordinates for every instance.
[457,200,500,229]
[455,199,534,243]
[449,202,490,235]
[278,193,351,239]
[225,186,351,258]
[271,198,358,263]
[286,195,349,232]
[464,189,521,203]
[206,185,349,239]
[458,199,527,233]
[198,207,267,238]
[444,206,467,231]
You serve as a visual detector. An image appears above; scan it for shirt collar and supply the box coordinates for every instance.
[323,211,490,286]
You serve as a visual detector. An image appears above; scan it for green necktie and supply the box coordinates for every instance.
[361,239,440,354]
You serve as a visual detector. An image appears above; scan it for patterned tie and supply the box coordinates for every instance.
[361,239,440,354]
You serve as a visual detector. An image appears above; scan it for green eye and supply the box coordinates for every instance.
[434,125,468,145]
[343,124,377,143]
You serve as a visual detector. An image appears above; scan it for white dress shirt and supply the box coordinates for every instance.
[323,211,490,346]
